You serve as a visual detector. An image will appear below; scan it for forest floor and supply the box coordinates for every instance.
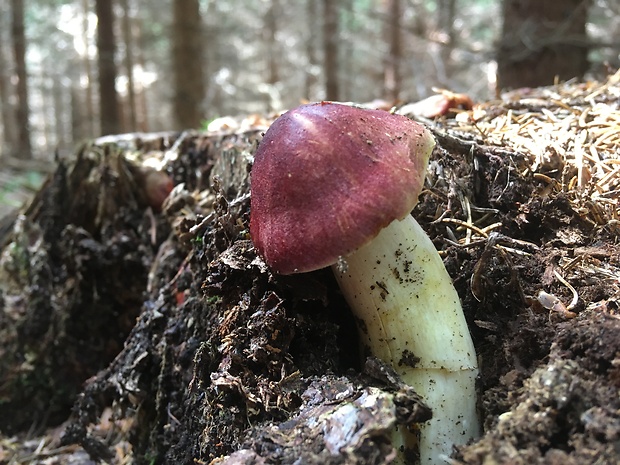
[1,71,619,465]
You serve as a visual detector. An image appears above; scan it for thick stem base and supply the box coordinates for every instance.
[333,215,479,464]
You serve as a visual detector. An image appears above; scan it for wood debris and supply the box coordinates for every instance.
[449,69,620,227]
[414,71,620,311]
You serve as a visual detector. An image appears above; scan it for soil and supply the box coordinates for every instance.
[1,75,619,465]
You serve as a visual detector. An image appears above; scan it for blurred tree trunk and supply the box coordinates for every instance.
[0,42,17,158]
[383,0,402,101]
[437,0,457,86]
[11,0,32,158]
[120,0,137,133]
[71,86,83,142]
[96,0,121,136]
[341,0,358,102]
[304,0,318,100]
[82,0,96,138]
[322,0,340,101]
[39,74,53,149]
[134,17,149,132]
[497,0,591,90]
[172,0,205,130]
[53,74,67,150]
[263,0,279,112]
[205,2,222,117]
[69,59,88,142]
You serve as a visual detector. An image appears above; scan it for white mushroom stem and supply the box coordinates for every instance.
[332,214,479,465]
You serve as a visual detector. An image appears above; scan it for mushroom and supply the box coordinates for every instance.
[250,102,479,464]
[136,167,173,211]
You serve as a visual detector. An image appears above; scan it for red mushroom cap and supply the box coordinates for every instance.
[143,168,173,211]
[250,102,435,275]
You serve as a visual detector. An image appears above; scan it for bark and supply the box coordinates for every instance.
[172,0,205,130]
[497,0,591,90]
[322,0,340,101]
[96,0,121,136]
[11,0,32,158]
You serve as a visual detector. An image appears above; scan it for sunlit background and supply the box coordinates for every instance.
[0,0,619,161]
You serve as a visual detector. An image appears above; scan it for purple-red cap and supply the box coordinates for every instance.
[250,102,434,275]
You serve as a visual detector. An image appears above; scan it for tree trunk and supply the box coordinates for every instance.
[340,0,357,102]
[304,0,318,100]
[133,15,149,132]
[53,74,67,151]
[0,38,17,157]
[322,0,340,101]
[172,0,205,130]
[497,0,591,90]
[263,0,279,112]
[39,74,53,150]
[383,0,402,101]
[82,0,96,138]
[71,86,83,142]
[11,0,32,158]
[96,0,121,136]
[437,0,457,86]
[120,0,137,133]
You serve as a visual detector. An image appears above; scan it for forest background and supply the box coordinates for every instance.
[0,0,619,182]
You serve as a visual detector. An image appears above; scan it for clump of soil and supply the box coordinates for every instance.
[459,313,620,464]
[1,72,620,464]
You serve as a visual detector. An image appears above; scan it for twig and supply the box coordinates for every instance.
[554,270,579,310]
